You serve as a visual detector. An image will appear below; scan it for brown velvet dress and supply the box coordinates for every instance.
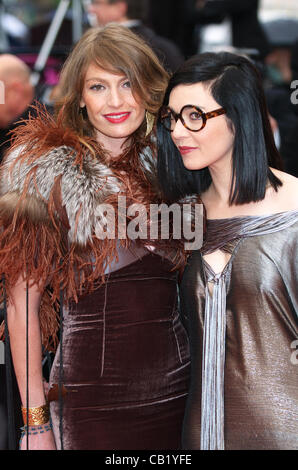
[49,251,190,450]
[0,114,192,451]
[180,212,298,450]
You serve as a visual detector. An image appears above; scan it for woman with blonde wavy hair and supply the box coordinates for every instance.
[0,24,190,450]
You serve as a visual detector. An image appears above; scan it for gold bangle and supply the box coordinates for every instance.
[21,403,50,426]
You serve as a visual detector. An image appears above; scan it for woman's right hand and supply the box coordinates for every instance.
[19,424,56,450]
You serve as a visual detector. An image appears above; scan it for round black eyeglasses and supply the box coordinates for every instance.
[159,104,226,132]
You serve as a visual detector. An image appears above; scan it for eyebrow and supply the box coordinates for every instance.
[169,104,207,111]
[85,75,127,83]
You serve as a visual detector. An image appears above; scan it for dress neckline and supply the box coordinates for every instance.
[206,208,298,223]
[202,209,298,255]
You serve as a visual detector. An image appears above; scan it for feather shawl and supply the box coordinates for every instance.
[0,107,192,350]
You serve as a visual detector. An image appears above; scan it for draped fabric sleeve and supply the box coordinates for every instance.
[274,219,298,320]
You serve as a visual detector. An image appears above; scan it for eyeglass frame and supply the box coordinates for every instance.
[159,104,226,132]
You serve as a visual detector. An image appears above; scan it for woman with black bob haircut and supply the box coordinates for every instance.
[157,52,298,450]
[157,52,284,203]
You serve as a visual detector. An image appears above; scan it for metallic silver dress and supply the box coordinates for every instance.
[180,211,298,450]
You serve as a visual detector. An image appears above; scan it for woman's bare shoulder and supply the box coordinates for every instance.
[270,169,298,210]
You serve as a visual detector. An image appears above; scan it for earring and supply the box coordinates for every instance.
[79,106,87,118]
[145,110,155,137]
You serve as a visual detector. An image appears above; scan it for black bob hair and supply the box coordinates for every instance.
[157,52,283,204]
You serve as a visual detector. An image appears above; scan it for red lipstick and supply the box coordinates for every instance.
[178,146,197,155]
[104,112,130,123]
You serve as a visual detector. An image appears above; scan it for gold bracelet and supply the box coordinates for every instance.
[21,403,50,426]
